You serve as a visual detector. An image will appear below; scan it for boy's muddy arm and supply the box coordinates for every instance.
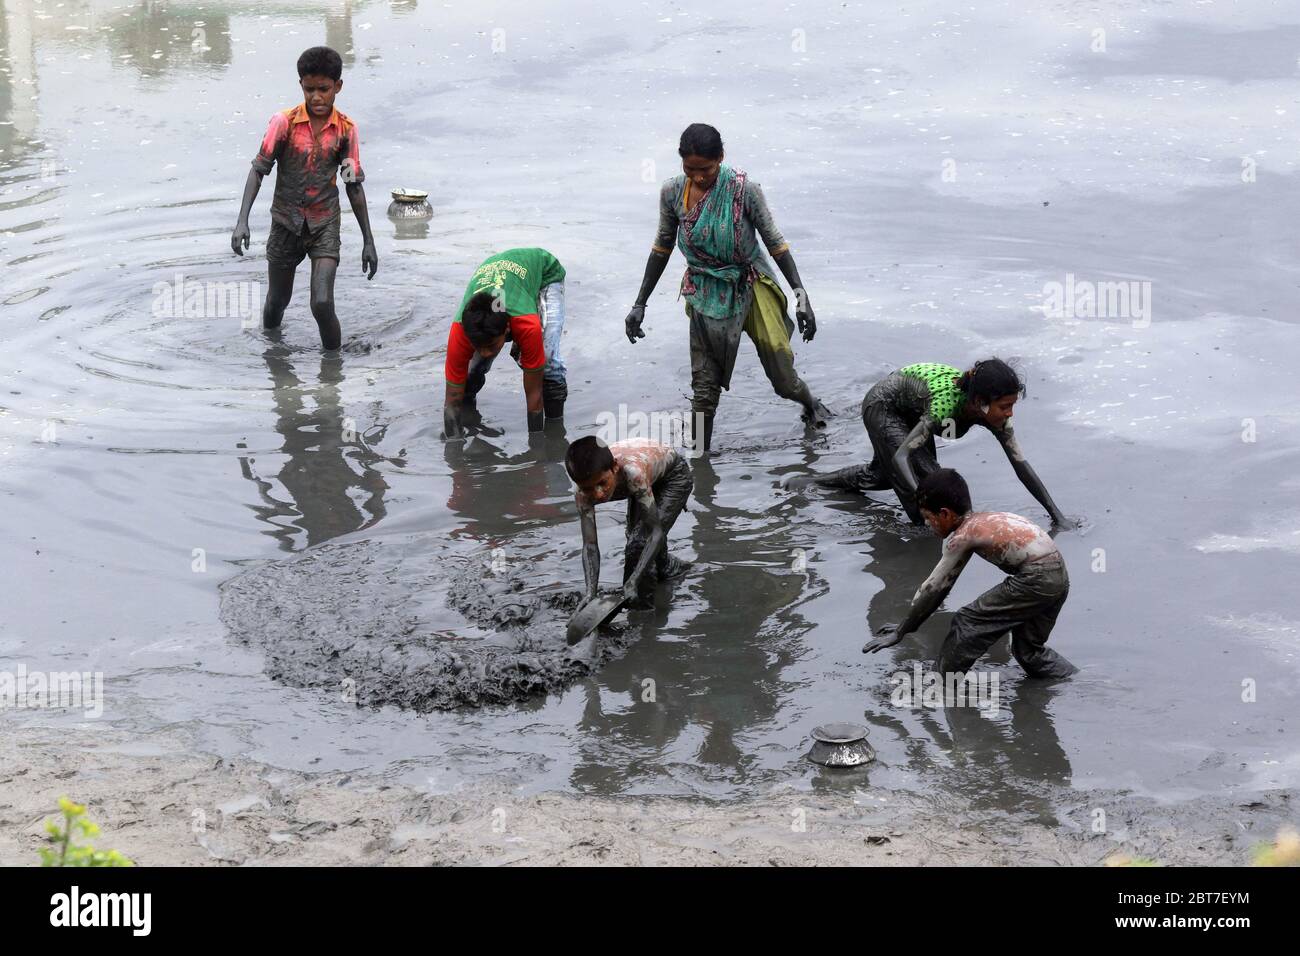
[443,383,465,440]
[773,251,816,341]
[622,489,665,599]
[864,547,972,652]
[523,368,544,432]
[579,504,601,601]
[626,251,670,343]
[891,419,934,498]
[996,425,1069,526]
[231,169,264,255]
[345,182,378,279]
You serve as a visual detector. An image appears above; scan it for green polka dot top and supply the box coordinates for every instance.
[899,363,964,424]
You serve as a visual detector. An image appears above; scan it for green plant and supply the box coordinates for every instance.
[1253,826,1300,867]
[39,797,133,867]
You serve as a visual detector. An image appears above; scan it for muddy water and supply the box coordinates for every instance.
[2,0,1297,816]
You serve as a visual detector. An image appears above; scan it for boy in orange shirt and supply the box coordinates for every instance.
[231,46,377,350]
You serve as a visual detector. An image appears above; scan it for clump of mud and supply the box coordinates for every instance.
[218,535,634,711]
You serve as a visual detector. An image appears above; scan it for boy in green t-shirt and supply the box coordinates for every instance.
[443,248,568,437]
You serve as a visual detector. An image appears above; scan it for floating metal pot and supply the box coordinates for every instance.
[806,722,875,768]
[387,187,433,219]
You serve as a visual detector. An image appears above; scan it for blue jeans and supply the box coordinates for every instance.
[464,281,567,401]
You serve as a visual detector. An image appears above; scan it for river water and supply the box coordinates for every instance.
[2,0,1297,819]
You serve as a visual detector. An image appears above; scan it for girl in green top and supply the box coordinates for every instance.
[787,359,1071,528]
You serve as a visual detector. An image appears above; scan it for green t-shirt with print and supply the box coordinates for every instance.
[899,363,964,424]
[453,248,566,323]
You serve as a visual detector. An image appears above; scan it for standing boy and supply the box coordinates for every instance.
[443,247,568,437]
[863,468,1077,679]
[231,46,377,350]
[565,436,693,609]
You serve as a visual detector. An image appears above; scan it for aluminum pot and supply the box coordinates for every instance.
[387,187,432,220]
[806,722,875,767]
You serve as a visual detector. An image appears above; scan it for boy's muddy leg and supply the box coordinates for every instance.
[938,606,1009,677]
[624,463,694,605]
[540,281,567,419]
[262,264,296,330]
[1009,558,1077,679]
[543,379,567,420]
[651,463,694,580]
[1011,605,1078,679]
[940,572,1071,677]
[309,256,341,350]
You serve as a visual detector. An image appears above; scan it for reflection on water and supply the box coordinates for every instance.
[0,0,38,163]
[567,457,813,793]
[392,216,431,241]
[105,1,233,78]
[442,424,572,541]
[239,336,403,550]
[945,681,1073,820]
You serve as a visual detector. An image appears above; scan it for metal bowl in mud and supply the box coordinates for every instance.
[387,188,432,219]
[806,722,875,768]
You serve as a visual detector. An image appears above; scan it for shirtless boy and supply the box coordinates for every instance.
[566,436,693,610]
[863,468,1077,679]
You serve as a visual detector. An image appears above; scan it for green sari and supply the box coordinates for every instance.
[677,165,795,389]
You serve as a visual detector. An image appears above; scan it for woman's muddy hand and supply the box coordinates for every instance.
[625,305,647,344]
[796,302,817,342]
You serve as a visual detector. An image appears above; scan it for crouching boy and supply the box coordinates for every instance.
[864,468,1077,679]
[566,437,693,609]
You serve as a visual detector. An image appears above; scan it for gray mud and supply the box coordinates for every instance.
[219,539,634,711]
[4,722,1296,866]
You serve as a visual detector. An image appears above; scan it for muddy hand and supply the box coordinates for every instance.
[797,303,817,342]
[361,241,378,280]
[442,407,464,442]
[625,305,647,344]
[231,221,250,256]
[862,623,902,654]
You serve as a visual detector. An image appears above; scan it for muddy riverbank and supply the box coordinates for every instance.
[1,724,1291,866]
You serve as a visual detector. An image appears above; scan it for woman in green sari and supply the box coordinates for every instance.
[624,123,831,452]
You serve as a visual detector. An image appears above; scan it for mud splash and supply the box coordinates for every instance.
[219,535,635,711]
